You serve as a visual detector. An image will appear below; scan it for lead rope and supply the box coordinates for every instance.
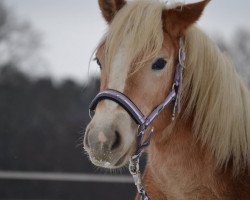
[129,39,186,200]
[129,128,154,200]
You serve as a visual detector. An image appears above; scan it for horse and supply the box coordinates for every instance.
[83,0,250,199]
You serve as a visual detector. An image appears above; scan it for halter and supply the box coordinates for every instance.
[89,39,185,200]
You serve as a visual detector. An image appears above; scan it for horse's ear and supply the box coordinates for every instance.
[162,0,210,38]
[98,0,126,23]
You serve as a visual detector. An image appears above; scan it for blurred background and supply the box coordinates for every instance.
[0,0,250,199]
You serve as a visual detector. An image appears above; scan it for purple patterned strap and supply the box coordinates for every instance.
[89,83,178,128]
[89,89,145,125]
[89,59,183,127]
[144,90,176,127]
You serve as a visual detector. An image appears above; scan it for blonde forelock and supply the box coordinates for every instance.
[104,0,166,75]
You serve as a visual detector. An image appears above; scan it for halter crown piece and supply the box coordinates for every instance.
[89,38,185,200]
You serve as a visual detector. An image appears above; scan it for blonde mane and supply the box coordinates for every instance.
[182,27,250,174]
[99,0,250,174]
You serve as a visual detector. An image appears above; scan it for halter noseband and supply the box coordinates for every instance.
[89,39,185,200]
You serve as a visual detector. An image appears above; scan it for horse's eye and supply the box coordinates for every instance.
[95,58,102,69]
[152,58,167,71]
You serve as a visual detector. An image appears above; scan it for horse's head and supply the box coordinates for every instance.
[84,0,209,169]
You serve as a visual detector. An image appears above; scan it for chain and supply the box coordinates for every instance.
[129,128,154,200]
[129,154,150,200]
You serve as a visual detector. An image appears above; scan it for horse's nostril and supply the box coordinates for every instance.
[111,130,121,151]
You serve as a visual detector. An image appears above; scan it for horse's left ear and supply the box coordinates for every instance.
[98,0,126,23]
[162,0,210,38]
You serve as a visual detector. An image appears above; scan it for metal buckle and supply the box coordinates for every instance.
[137,128,154,154]
[179,39,186,67]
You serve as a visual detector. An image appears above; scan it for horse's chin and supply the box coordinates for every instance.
[88,148,133,169]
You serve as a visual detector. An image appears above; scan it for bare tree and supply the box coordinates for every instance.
[230,29,250,85]
[215,30,250,85]
[0,1,46,77]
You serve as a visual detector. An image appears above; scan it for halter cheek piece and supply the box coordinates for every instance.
[89,39,185,200]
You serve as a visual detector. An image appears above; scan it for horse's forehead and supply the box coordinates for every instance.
[98,34,176,91]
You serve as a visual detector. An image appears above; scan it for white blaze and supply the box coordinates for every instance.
[108,46,129,91]
[106,46,130,110]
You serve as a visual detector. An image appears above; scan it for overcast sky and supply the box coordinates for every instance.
[4,0,250,83]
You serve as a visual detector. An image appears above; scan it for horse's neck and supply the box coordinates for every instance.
[148,121,214,174]
[147,121,226,198]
